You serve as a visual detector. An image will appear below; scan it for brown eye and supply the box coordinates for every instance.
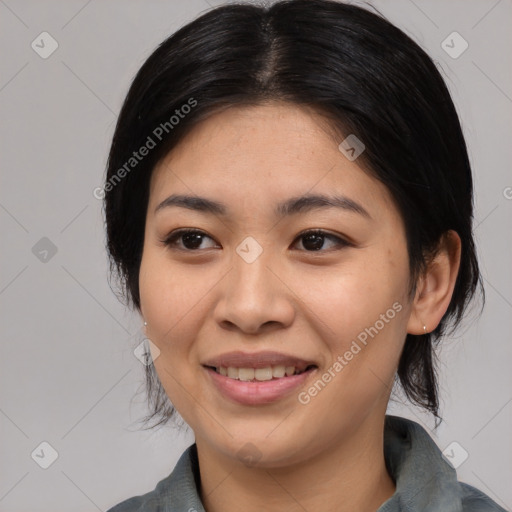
[161,228,350,253]
[162,229,218,250]
[293,230,350,252]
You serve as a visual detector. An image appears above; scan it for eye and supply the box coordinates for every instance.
[161,229,219,251]
[292,229,351,252]
[161,228,351,253]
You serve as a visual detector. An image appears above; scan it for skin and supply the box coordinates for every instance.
[139,102,461,512]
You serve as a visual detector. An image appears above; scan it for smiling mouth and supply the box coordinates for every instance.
[205,364,317,382]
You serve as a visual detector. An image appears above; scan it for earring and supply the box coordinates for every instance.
[144,321,147,327]
[423,324,427,334]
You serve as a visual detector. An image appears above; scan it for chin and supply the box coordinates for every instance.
[203,425,319,469]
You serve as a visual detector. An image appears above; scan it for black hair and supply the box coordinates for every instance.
[104,0,484,427]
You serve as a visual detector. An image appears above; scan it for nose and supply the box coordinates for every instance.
[213,250,295,335]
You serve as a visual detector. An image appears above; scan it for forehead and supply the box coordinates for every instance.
[149,103,396,217]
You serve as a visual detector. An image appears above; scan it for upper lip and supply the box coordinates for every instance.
[202,351,318,371]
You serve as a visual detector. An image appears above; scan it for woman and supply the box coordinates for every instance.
[103,0,506,510]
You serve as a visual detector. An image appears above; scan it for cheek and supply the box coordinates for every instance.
[139,251,193,362]
[139,250,202,331]
[302,251,408,337]
[296,250,410,402]
[139,256,171,331]
[139,249,222,371]
[139,251,206,419]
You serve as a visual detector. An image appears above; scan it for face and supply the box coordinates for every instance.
[139,102,414,467]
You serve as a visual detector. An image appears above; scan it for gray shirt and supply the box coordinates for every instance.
[107,415,507,511]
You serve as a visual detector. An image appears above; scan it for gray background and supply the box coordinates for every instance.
[1,0,511,510]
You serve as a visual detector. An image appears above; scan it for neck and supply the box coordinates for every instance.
[196,415,396,512]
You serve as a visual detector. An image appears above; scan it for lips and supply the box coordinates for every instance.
[202,351,318,405]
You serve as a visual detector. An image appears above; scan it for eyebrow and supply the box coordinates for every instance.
[155,193,371,219]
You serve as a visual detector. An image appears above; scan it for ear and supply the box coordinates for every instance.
[407,230,461,335]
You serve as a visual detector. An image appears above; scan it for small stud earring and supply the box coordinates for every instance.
[423,324,427,334]
[144,321,147,327]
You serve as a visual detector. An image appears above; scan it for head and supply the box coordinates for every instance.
[104,0,482,465]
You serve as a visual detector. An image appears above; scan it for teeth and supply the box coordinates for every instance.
[215,364,310,381]
[272,365,286,378]
[238,368,255,381]
[285,366,295,376]
[227,367,239,379]
[254,367,273,381]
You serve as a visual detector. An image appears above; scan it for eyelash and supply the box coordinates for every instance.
[160,228,352,253]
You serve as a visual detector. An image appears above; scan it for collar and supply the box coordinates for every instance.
[378,415,462,512]
[155,415,462,512]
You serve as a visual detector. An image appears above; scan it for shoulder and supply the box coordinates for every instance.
[105,475,172,512]
[382,415,508,512]
[105,444,204,512]
[459,482,508,512]
[106,494,158,512]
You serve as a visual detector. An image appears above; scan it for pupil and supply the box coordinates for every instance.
[304,234,323,251]
[183,233,202,249]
